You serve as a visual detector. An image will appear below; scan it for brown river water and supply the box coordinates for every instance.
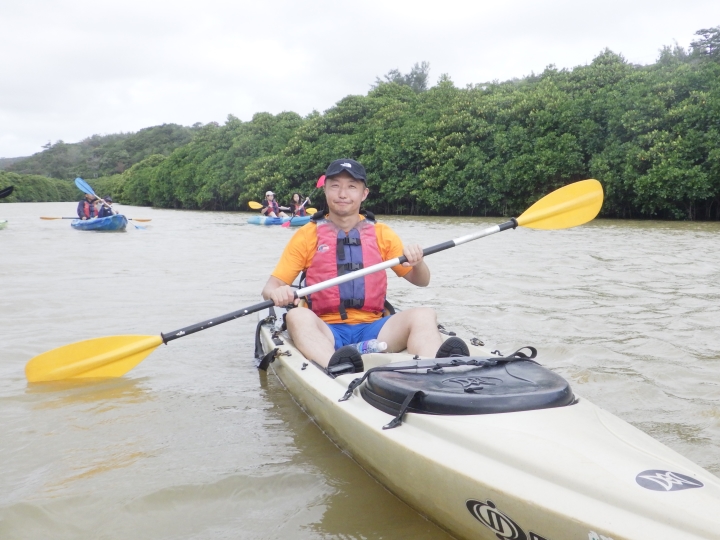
[1,202,719,539]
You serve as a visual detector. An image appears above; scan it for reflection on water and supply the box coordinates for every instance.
[26,377,151,409]
[1,202,719,539]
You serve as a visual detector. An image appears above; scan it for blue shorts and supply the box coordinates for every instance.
[327,316,392,349]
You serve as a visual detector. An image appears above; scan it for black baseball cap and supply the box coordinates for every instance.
[324,158,367,184]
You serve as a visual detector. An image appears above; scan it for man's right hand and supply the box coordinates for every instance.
[262,277,300,307]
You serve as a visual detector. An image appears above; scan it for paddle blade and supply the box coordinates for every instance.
[281,221,291,228]
[75,177,96,196]
[129,218,152,222]
[306,208,317,214]
[40,217,63,220]
[316,175,325,188]
[248,201,262,210]
[517,179,603,230]
[26,335,163,382]
[0,185,14,199]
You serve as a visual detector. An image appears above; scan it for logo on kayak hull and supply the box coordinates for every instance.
[635,470,704,491]
[466,499,526,540]
[466,499,552,540]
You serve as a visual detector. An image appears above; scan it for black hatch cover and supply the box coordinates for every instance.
[360,360,574,416]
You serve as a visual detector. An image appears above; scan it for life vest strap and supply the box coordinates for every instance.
[339,262,363,273]
[337,236,361,260]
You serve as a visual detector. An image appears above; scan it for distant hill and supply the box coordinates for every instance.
[0,156,29,170]
[4,123,201,180]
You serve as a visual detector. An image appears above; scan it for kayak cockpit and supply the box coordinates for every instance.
[256,307,577,428]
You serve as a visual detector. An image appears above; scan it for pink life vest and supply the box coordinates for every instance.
[305,217,387,320]
[264,199,279,215]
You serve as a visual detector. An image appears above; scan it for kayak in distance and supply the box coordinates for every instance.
[247,215,312,227]
[71,215,128,232]
[255,306,720,540]
[0,219,7,230]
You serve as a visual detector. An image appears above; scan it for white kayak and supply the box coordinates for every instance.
[255,307,720,540]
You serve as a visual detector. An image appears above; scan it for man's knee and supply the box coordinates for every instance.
[286,306,311,327]
[408,307,438,324]
[286,307,325,332]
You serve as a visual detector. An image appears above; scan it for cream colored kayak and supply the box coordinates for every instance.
[256,308,720,540]
[0,219,7,230]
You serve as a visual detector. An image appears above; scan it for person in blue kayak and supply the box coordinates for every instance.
[289,192,310,216]
[76,193,99,220]
[97,196,116,218]
[261,158,469,375]
[260,191,289,218]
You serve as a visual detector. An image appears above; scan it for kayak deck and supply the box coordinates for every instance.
[71,215,128,231]
[256,308,720,540]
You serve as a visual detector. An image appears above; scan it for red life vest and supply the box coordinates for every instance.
[305,217,387,320]
[82,201,97,218]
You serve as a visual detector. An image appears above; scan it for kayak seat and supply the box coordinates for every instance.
[360,359,575,416]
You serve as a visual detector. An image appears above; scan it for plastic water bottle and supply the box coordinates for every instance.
[353,339,387,354]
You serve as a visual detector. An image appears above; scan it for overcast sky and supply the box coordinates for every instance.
[1,0,718,158]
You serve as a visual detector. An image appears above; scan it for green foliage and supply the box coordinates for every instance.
[691,26,720,60]
[7,28,720,220]
[90,174,127,203]
[374,62,431,93]
[6,124,198,180]
[0,172,76,202]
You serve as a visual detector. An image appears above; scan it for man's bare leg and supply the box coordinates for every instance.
[285,308,336,367]
[377,307,443,357]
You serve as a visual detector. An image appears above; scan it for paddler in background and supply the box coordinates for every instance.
[261,158,469,375]
[97,196,116,218]
[288,193,310,216]
[76,192,98,220]
[260,191,289,218]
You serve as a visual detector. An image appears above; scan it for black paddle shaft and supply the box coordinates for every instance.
[160,218,519,344]
[161,299,275,343]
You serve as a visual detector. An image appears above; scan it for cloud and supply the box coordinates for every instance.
[1,0,719,157]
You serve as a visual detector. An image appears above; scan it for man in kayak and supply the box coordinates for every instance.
[97,196,116,218]
[262,158,469,374]
[76,193,99,220]
[261,191,289,218]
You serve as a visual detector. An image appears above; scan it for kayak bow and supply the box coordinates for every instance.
[255,309,720,540]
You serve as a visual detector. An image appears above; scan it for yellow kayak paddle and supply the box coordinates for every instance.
[26,179,603,383]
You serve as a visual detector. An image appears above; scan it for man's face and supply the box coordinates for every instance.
[324,172,368,217]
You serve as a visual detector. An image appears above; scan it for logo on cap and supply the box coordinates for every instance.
[341,163,352,168]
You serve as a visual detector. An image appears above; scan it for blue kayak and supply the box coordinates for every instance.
[247,215,312,227]
[71,215,128,231]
